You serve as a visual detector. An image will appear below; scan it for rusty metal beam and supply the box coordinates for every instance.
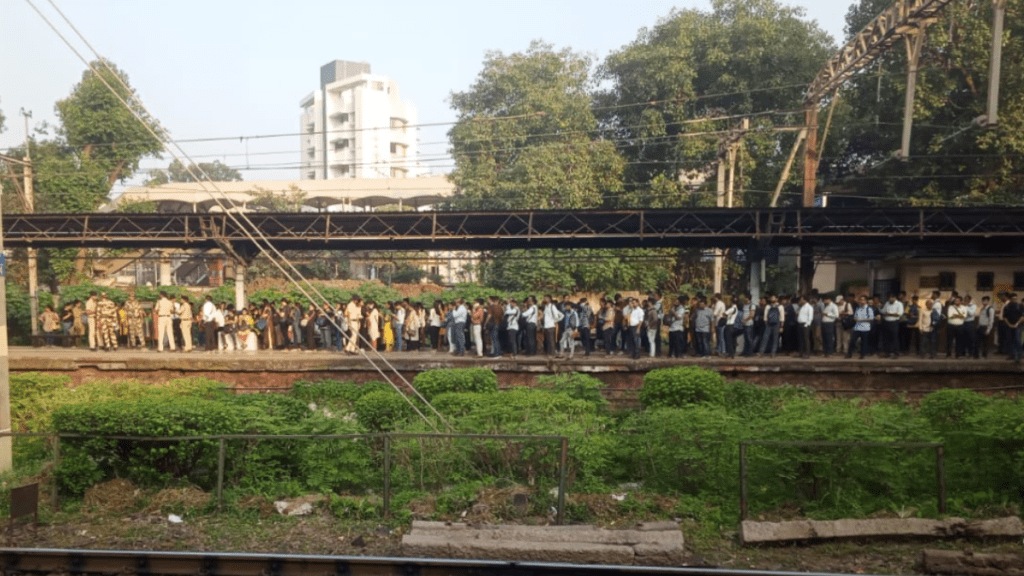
[805,0,955,105]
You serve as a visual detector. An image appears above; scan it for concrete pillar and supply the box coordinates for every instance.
[234,262,246,311]
[749,259,762,303]
[158,252,173,286]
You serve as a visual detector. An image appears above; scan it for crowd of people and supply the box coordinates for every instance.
[39,289,1024,363]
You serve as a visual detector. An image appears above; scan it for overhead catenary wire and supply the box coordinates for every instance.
[28,0,451,432]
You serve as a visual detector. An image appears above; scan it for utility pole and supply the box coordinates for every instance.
[0,172,12,472]
[986,0,1007,127]
[22,109,39,338]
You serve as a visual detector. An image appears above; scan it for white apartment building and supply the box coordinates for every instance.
[300,60,422,180]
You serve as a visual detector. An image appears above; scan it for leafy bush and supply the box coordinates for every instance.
[11,373,71,432]
[537,372,608,410]
[355,390,413,431]
[290,380,391,412]
[412,368,498,400]
[919,389,990,431]
[639,366,725,409]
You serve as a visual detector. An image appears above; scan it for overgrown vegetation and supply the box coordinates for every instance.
[5,369,1024,529]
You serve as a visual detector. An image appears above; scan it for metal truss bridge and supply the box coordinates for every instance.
[3,207,1023,255]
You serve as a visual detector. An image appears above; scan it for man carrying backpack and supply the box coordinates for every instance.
[758,295,784,358]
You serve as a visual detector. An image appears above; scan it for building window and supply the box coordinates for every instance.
[306,123,315,134]
[390,142,406,156]
[306,148,316,159]
[333,139,349,151]
[976,272,995,292]
[938,272,956,291]
[391,118,406,130]
[373,81,385,91]
[1014,271,1024,291]
[306,172,316,180]
[390,167,407,178]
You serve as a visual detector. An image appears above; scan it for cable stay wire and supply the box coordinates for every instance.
[28,0,451,432]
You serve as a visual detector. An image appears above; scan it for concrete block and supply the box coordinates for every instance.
[740,520,815,544]
[633,543,687,566]
[968,517,1024,537]
[637,521,681,532]
[921,549,1024,576]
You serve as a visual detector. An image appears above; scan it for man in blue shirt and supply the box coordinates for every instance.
[846,295,875,359]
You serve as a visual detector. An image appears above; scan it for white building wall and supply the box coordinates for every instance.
[300,66,422,181]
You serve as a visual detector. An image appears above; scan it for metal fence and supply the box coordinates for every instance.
[1,432,570,524]
[738,440,946,521]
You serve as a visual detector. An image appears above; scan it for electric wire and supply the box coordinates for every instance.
[29,0,451,431]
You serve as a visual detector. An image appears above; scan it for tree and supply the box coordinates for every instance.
[146,159,242,185]
[55,59,164,187]
[822,0,1024,205]
[598,0,835,207]
[448,40,624,209]
[248,185,306,211]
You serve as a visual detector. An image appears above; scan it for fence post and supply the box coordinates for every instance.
[739,442,748,521]
[936,445,946,515]
[52,435,61,511]
[556,436,568,525]
[383,435,391,519]
[216,438,226,511]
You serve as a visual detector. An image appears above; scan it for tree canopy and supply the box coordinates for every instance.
[146,159,242,185]
[448,40,624,210]
[821,0,1024,205]
[598,0,835,208]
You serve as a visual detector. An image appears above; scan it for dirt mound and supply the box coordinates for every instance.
[144,486,211,514]
[83,478,142,513]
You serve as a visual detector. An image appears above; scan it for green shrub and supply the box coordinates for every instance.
[298,419,375,494]
[639,367,725,409]
[290,380,391,412]
[919,389,990,431]
[11,373,71,432]
[412,368,498,400]
[537,372,608,410]
[355,390,413,431]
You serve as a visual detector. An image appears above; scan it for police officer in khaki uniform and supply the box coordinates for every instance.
[179,295,194,352]
[155,291,177,352]
[124,292,145,348]
[97,292,119,351]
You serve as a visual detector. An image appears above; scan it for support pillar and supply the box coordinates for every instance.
[713,160,726,295]
[800,106,820,295]
[234,262,246,312]
[748,259,762,303]
[901,27,926,159]
[158,252,173,286]
[986,0,1007,127]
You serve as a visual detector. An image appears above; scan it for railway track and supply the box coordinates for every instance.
[0,548,880,576]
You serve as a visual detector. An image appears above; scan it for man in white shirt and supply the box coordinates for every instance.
[521,298,538,356]
[821,295,839,357]
[711,294,727,355]
[451,298,468,356]
[880,294,905,358]
[628,297,645,359]
[201,296,218,352]
[976,295,995,358]
[155,291,176,353]
[796,295,814,358]
[344,296,363,354]
[542,295,564,357]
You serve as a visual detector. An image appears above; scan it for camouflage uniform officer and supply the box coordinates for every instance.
[97,292,119,351]
[124,293,146,348]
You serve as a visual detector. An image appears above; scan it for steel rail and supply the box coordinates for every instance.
[0,548,892,576]
[3,207,1024,252]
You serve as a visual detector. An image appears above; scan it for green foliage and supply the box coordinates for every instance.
[536,372,608,411]
[10,373,71,432]
[146,159,241,185]
[449,40,623,210]
[354,390,413,432]
[640,366,726,409]
[598,0,834,207]
[831,0,1024,205]
[919,389,990,431]
[290,380,391,412]
[412,368,498,400]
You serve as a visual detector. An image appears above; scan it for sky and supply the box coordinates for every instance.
[0,0,853,188]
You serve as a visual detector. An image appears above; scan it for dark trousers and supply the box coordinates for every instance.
[204,322,217,351]
[579,327,591,355]
[506,329,518,356]
[668,330,683,357]
[758,324,780,355]
[963,320,977,357]
[848,330,869,358]
[921,330,936,358]
[1010,325,1023,361]
[453,322,467,354]
[628,326,642,358]
[489,324,502,356]
[821,322,836,356]
[976,326,990,358]
[695,331,711,357]
[724,326,738,357]
[544,327,556,356]
[603,327,616,355]
[742,325,756,356]
[954,324,970,357]
[798,325,812,357]
[882,321,901,356]
[525,323,538,355]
